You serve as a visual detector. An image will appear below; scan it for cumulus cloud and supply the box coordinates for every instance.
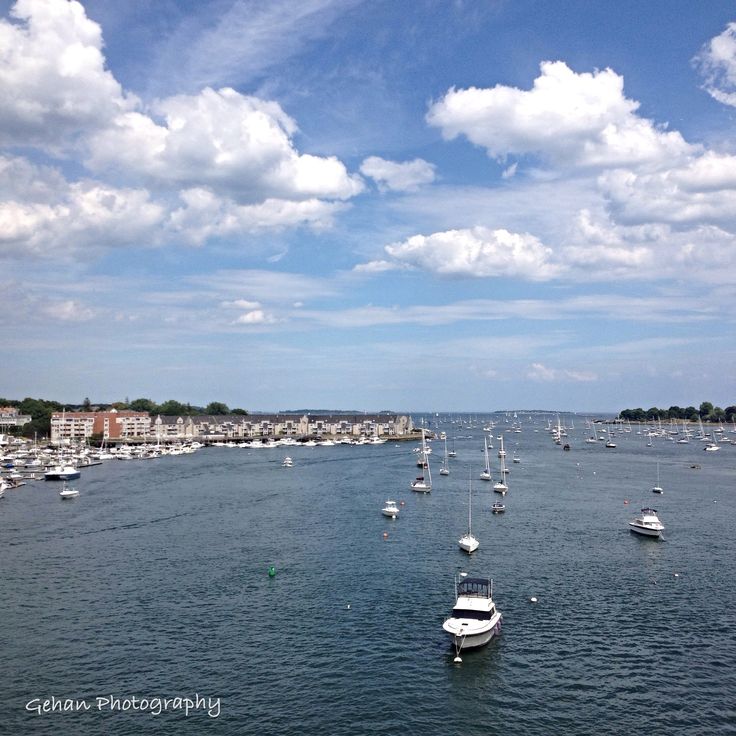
[88,87,364,203]
[381,226,561,280]
[233,309,278,325]
[0,0,132,148]
[426,60,693,170]
[0,156,165,258]
[168,187,346,244]
[693,22,736,107]
[359,156,436,191]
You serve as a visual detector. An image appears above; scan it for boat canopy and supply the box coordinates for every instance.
[458,578,492,597]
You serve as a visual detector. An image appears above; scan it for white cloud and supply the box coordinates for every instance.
[0,156,165,258]
[359,156,436,191]
[0,0,132,148]
[167,187,346,244]
[233,309,278,325]
[88,88,364,203]
[42,299,95,322]
[382,226,562,280]
[694,22,736,107]
[526,362,596,382]
[426,60,693,170]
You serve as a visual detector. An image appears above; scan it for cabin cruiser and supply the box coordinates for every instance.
[282,456,294,467]
[410,475,431,492]
[44,464,81,481]
[443,573,502,658]
[381,500,399,518]
[629,508,664,538]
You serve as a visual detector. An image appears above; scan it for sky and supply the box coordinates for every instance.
[1,0,735,413]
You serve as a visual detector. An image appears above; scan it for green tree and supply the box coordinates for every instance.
[725,406,736,423]
[205,402,230,415]
[129,398,158,414]
[699,401,714,418]
[231,408,249,415]
[158,399,187,416]
[82,397,91,411]
[684,406,698,421]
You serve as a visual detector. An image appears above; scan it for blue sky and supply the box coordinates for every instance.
[1,0,735,413]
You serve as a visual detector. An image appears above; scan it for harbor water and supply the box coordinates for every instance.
[2,418,736,735]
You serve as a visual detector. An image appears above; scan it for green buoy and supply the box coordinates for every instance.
[268,565,276,577]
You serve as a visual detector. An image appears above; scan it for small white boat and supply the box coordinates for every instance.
[439,436,450,475]
[410,474,431,492]
[282,456,294,467]
[652,461,663,494]
[512,453,521,463]
[704,443,720,452]
[629,508,664,537]
[491,501,505,513]
[59,481,79,499]
[458,475,479,554]
[443,573,502,659]
[382,500,399,518]
[479,440,492,481]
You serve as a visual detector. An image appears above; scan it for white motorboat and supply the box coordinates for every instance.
[443,573,502,659]
[410,473,431,492]
[59,481,79,499]
[491,501,505,513]
[282,456,294,467]
[704,443,720,452]
[382,500,399,518]
[629,508,664,537]
[44,464,81,481]
[458,475,479,554]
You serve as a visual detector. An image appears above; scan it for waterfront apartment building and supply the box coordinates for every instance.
[50,411,413,443]
[151,413,414,441]
[50,410,151,444]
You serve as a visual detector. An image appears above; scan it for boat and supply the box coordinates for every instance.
[629,507,664,538]
[44,463,81,481]
[652,461,663,494]
[493,447,508,494]
[458,475,479,554]
[59,481,79,499]
[512,453,520,463]
[479,439,492,481]
[448,439,457,458]
[381,500,399,518]
[442,572,502,660]
[704,443,720,452]
[491,501,505,513]
[605,439,616,448]
[439,436,450,476]
[282,456,294,467]
[411,430,432,492]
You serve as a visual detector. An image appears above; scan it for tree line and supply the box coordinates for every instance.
[619,401,735,423]
[0,397,248,438]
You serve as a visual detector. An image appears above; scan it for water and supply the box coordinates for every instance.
[3,420,736,735]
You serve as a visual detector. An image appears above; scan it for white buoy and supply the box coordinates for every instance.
[346,604,351,609]
[530,596,538,603]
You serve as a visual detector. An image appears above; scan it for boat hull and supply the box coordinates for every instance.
[629,523,663,537]
[45,471,81,481]
[443,615,502,650]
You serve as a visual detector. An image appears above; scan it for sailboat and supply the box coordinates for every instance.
[440,436,450,476]
[448,438,457,458]
[411,429,432,492]
[493,447,508,495]
[652,461,663,494]
[458,473,479,553]
[479,438,492,481]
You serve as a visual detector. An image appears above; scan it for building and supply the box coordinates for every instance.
[50,410,151,444]
[0,407,32,429]
[151,413,414,441]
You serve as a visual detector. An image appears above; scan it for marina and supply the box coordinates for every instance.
[2,412,735,735]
